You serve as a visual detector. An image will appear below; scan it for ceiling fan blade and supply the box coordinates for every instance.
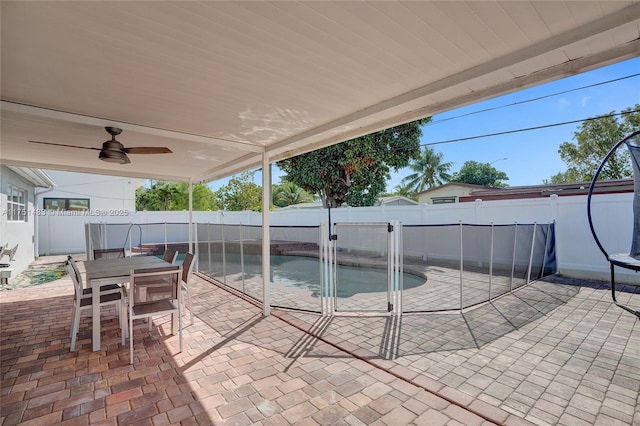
[28,140,101,151]
[123,147,173,154]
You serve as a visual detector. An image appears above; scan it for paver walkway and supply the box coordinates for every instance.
[1,258,639,425]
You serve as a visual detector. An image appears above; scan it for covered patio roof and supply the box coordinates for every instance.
[2,1,639,183]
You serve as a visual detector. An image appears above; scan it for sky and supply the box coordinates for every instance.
[209,57,640,192]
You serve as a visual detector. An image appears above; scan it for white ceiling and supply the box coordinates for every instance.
[1,1,639,183]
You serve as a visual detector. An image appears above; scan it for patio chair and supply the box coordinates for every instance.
[181,252,195,324]
[65,259,126,351]
[128,265,182,364]
[93,248,125,260]
[162,249,178,264]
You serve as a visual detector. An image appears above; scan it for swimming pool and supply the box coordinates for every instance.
[209,254,426,298]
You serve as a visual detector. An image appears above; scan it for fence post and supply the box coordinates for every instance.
[207,222,211,276]
[164,221,168,251]
[489,222,494,300]
[459,221,464,310]
[527,223,537,284]
[193,222,198,272]
[240,222,245,294]
[510,222,517,291]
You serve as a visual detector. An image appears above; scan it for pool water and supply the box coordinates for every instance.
[212,254,426,298]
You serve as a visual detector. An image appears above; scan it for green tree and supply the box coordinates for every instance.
[381,182,417,199]
[214,171,262,211]
[136,181,216,211]
[551,105,640,183]
[172,182,215,211]
[277,118,430,207]
[400,146,453,193]
[450,161,509,187]
[272,182,314,207]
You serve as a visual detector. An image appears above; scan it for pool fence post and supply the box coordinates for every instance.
[459,221,464,311]
[193,222,198,272]
[510,222,517,292]
[207,222,211,276]
[489,223,494,301]
[541,221,553,279]
[164,221,168,252]
[221,220,226,285]
[240,223,245,293]
[527,222,537,284]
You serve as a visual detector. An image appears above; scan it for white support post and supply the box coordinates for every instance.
[188,181,193,254]
[261,154,271,316]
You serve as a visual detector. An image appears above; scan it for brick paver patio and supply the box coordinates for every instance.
[1,257,638,425]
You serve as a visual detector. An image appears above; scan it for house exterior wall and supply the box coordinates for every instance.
[416,185,481,204]
[0,166,39,275]
[36,171,144,258]
[42,170,143,211]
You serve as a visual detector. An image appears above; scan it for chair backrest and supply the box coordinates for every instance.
[162,249,178,264]
[66,255,83,286]
[130,265,181,306]
[181,252,195,284]
[65,258,83,301]
[94,248,125,260]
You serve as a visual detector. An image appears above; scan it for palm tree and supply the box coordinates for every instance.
[273,182,314,207]
[391,182,416,198]
[401,147,453,193]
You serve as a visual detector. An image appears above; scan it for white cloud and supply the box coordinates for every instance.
[558,97,570,109]
[581,96,592,107]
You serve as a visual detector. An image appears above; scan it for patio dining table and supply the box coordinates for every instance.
[84,255,172,351]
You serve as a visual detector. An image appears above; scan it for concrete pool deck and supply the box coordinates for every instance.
[1,255,639,425]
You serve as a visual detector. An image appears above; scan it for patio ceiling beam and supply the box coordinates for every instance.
[266,3,640,162]
[1,101,265,153]
[1,158,189,183]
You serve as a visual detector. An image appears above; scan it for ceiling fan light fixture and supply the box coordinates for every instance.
[99,149,130,164]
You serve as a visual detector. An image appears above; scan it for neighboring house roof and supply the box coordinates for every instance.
[375,196,418,206]
[277,202,323,210]
[459,178,634,202]
[6,166,56,188]
[413,182,497,198]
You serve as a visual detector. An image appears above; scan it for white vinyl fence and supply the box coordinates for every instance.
[37,193,639,283]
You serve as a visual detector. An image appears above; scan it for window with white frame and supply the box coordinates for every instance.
[7,185,27,222]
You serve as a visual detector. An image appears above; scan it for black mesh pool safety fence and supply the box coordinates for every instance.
[86,221,556,314]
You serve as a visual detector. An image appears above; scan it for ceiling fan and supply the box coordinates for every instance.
[28,127,172,164]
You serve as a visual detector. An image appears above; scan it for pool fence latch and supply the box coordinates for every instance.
[388,302,393,312]
[387,223,394,232]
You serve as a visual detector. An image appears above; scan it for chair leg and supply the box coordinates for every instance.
[178,304,183,353]
[186,283,194,324]
[70,304,77,339]
[129,310,134,365]
[119,302,126,347]
[70,305,81,352]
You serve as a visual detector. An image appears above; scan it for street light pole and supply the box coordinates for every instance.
[489,157,508,165]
